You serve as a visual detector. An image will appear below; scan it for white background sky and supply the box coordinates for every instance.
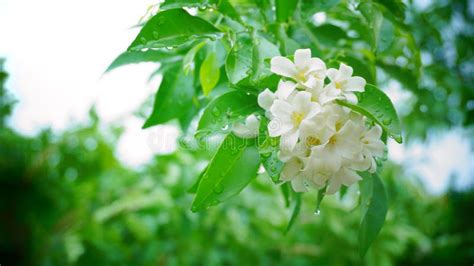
[0,0,472,194]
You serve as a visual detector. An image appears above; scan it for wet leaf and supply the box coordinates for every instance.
[128,9,222,51]
[191,133,260,211]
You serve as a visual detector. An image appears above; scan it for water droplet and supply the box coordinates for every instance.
[213,184,223,194]
[221,124,229,131]
[270,166,277,172]
[212,107,220,116]
[314,209,321,216]
[191,206,198,212]
[209,35,217,41]
[382,118,392,125]
[157,16,165,25]
[211,199,220,205]
[152,31,159,39]
[140,37,147,44]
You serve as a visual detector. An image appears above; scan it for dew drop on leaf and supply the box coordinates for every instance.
[140,37,147,44]
[152,31,159,39]
[212,107,220,116]
[213,184,223,194]
[157,16,165,25]
[382,118,392,125]
[314,209,321,216]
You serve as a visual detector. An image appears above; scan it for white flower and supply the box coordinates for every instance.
[351,124,385,173]
[326,167,362,195]
[271,49,326,88]
[326,63,366,103]
[258,50,388,195]
[281,158,323,192]
[232,115,260,139]
[257,80,297,112]
[303,120,363,178]
[268,91,321,150]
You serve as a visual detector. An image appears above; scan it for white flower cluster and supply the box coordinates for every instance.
[257,49,386,194]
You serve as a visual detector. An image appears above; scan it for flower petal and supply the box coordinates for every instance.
[294,49,312,68]
[257,89,275,111]
[276,80,297,99]
[340,168,362,186]
[326,174,342,194]
[281,158,302,181]
[306,58,326,78]
[291,91,312,110]
[268,118,292,137]
[270,99,293,118]
[345,76,366,92]
[291,178,308,192]
[271,56,297,78]
[339,63,353,78]
[326,68,339,81]
[305,102,322,119]
[344,92,358,104]
[281,130,299,151]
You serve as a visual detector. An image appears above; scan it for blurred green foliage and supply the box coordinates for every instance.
[1,0,473,265]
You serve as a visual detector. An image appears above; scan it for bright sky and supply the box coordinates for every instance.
[0,0,472,194]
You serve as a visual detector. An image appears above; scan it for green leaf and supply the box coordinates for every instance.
[160,0,217,9]
[358,173,388,257]
[336,84,402,143]
[226,33,280,87]
[251,34,281,83]
[191,133,260,211]
[359,1,383,50]
[378,62,418,91]
[301,0,339,17]
[374,0,406,21]
[105,50,179,73]
[226,35,253,84]
[285,192,302,233]
[217,0,243,23]
[280,183,291,208]
[200,52,221,95]
[143,63,196,129]
[161,0,243,23]
[188,167,207,193]
[258,117,283,182]
[196,91,259,137]
[183,41,207,74]
[307,24,347,47]
[275,0,298,22]
[377,18,395,53]
[128,9,222,51]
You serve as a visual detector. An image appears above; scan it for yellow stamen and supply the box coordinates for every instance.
[306,136,321,147]
[292,112,304,126]
[328,135,337,145]
[295,70,306,81]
